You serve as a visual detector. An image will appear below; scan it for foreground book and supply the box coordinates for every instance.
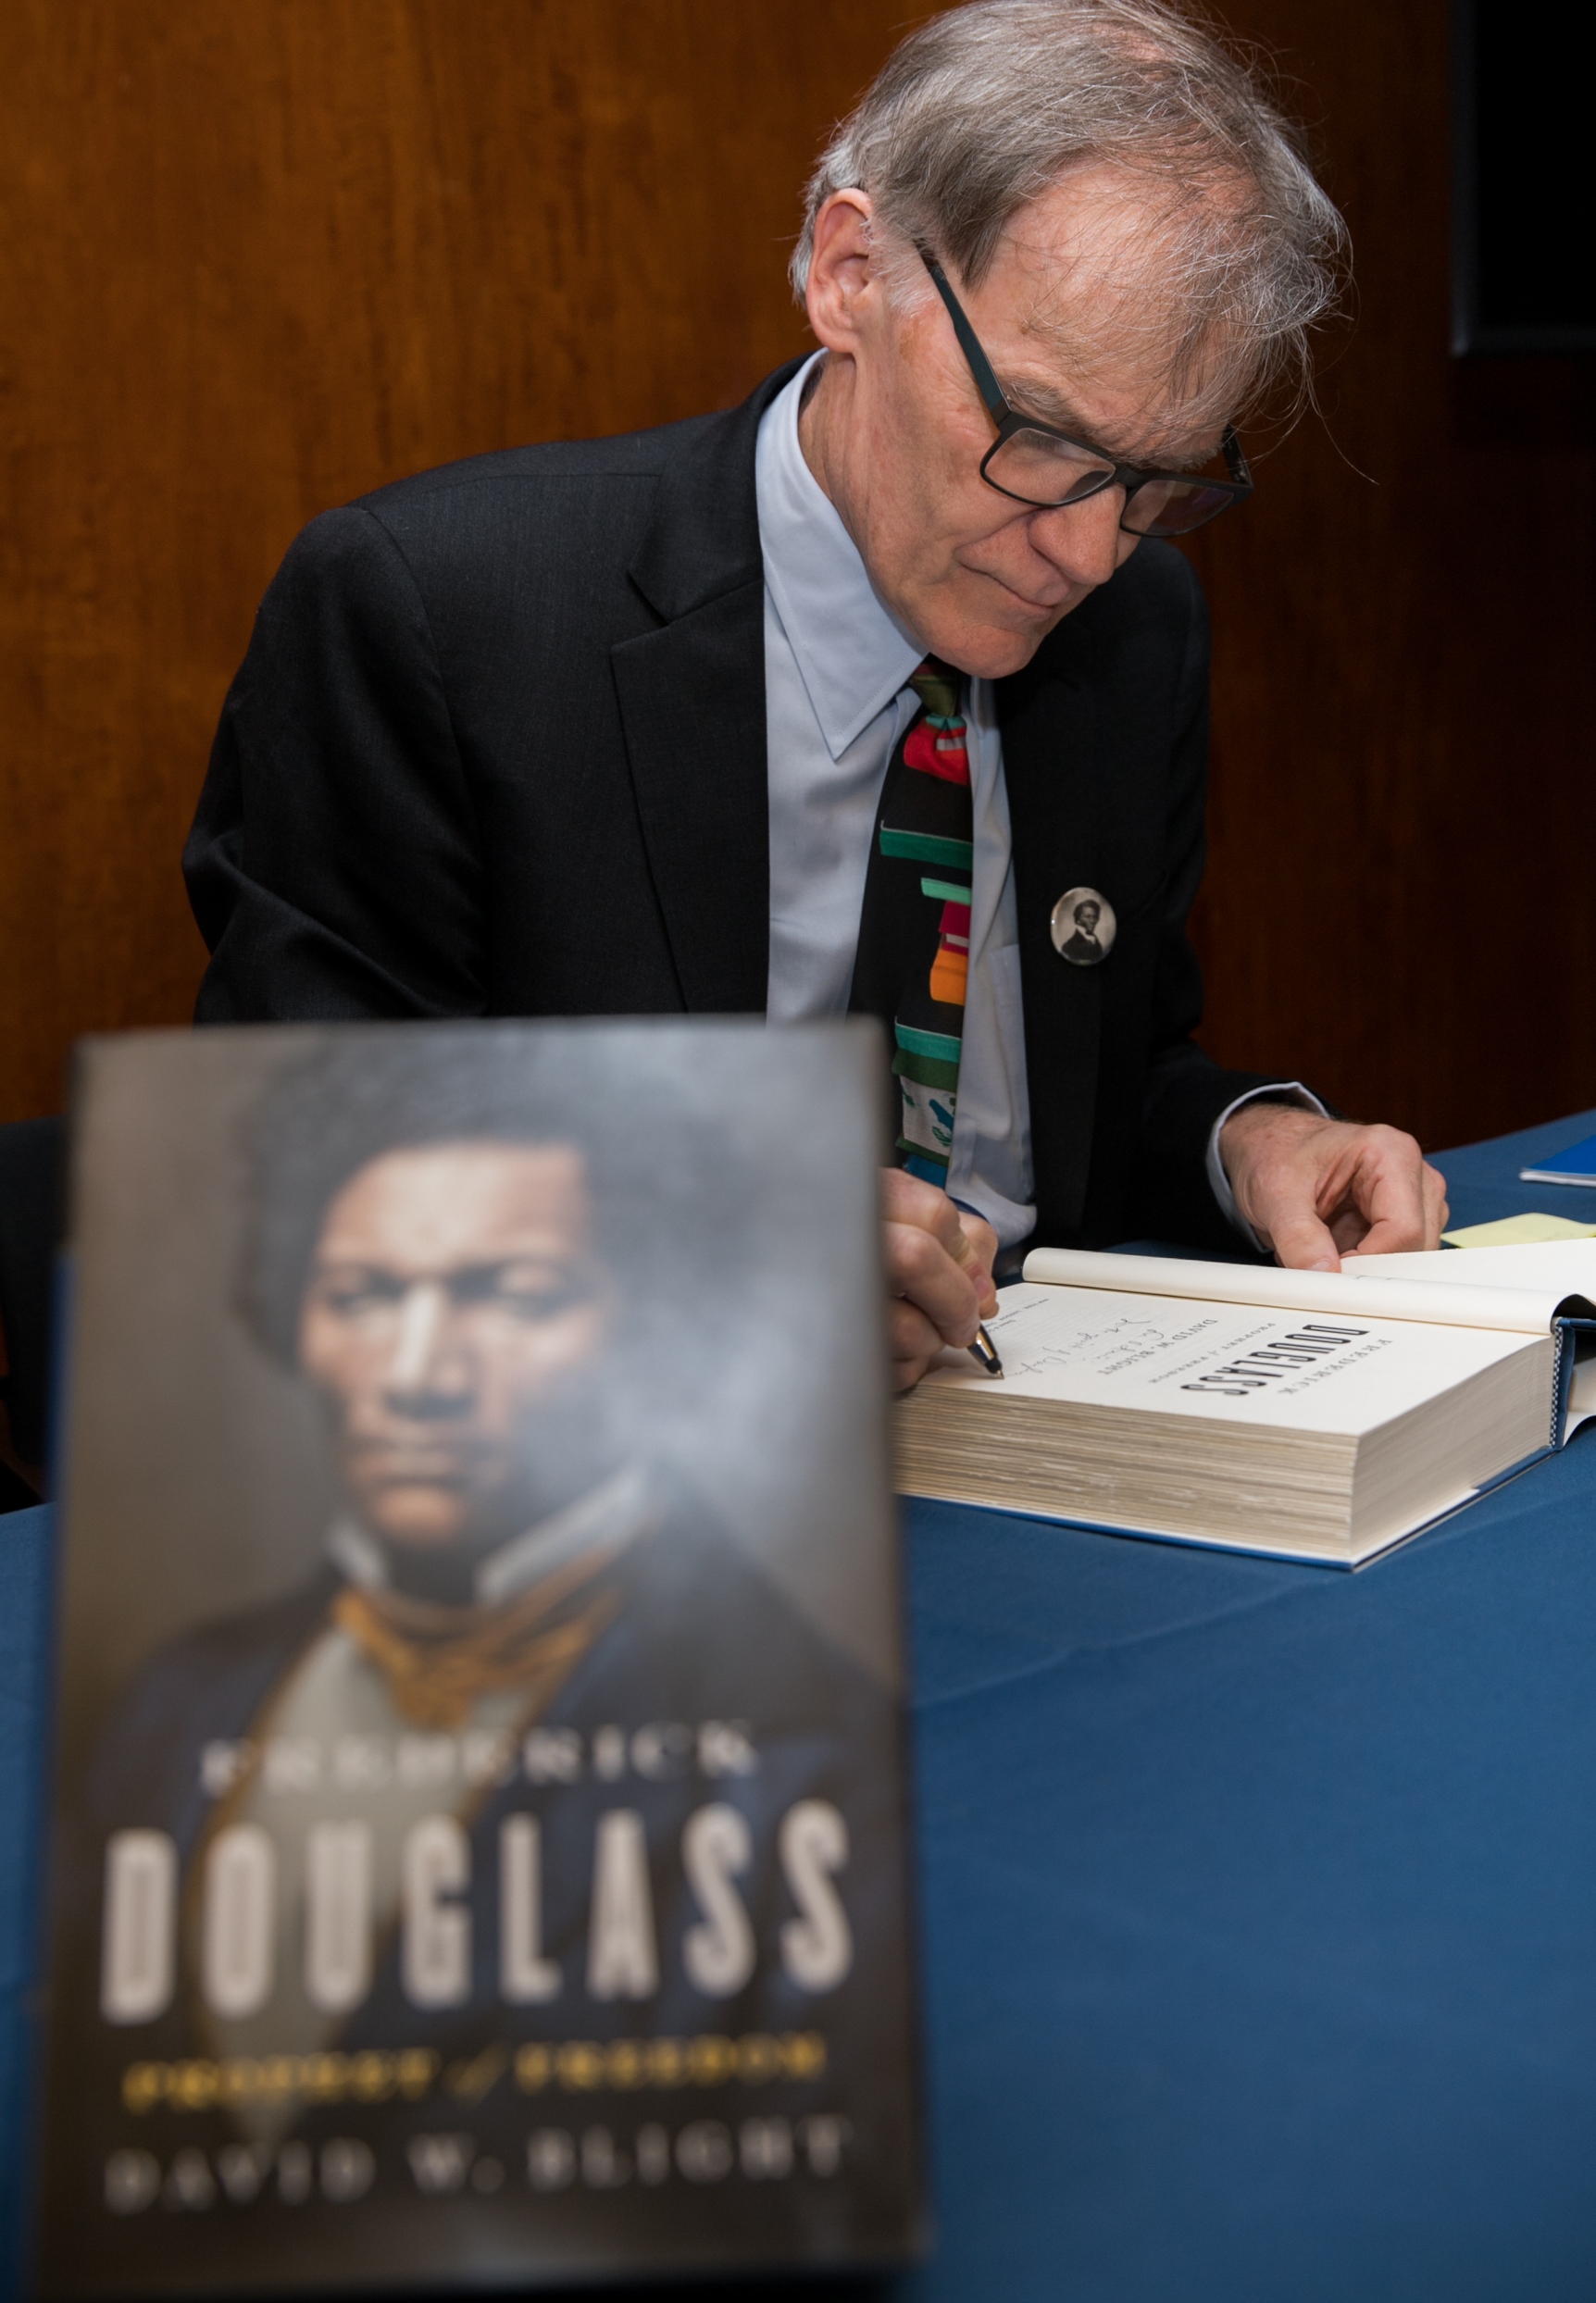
[897,1245,1596,1567]
[35,1022,921,2295]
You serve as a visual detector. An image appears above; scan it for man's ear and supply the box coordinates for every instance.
[804,189,885,357]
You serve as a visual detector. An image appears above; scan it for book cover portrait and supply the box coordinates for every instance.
[35,1020,920,2295]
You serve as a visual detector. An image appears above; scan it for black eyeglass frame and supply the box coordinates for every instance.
[919,249,1253,535]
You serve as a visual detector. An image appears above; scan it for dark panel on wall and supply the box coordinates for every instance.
[0,0,931,1123]
[1453,0,1596,355]
[1,0,1591,1156]
[1185,0,1596,1151]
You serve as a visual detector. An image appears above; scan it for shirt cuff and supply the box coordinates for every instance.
[1205,1082,1330,1252]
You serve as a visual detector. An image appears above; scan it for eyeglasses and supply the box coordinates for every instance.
[919,248,1253,538]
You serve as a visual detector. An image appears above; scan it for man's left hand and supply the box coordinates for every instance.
[1219,1103,1448,1270]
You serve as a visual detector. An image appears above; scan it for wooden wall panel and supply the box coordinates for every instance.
[2,0,1591,1155]
[1186,0,1596,1148]
[0,0,930,1121]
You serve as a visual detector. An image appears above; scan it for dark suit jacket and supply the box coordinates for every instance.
[183,361,1283,1252]
[0,1113,62,1479]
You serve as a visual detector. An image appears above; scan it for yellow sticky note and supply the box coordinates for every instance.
[1440,1212,1596,1250]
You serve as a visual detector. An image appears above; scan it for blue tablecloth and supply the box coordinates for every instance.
[6,1106,1596,2297]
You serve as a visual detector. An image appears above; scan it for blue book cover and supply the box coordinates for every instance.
[1520,1131,1596,1187]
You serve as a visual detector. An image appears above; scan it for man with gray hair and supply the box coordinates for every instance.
[182,0,1448,1394]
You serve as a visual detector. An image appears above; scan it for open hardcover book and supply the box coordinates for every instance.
[896,1241,1596,1567]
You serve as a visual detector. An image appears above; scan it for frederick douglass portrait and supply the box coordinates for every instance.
[1058,897,1104,966]
[42,1031,916,2284]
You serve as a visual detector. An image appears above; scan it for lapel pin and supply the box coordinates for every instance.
[1051,887,1116,965]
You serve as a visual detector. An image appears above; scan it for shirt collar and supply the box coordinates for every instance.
[755,352,926,760]
[327,1465,654,1608]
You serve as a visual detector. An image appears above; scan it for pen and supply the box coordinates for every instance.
[943,1216,1003,1375]
[967,1323,1004,1378]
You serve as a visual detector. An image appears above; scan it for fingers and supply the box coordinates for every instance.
[1342,1164,1453,1265]
[881,1165,967,1254]
[1333,1130,1439,1258]
[1259,1201,1342,1273]
[1327,1202,1372,1253]
[952,1209,1000,1317]
[883,1216,982,1345]
[880,1167,984,1370]
[886,1297,947,1393]
[1353,1152,1449,1254]
[1221,1102,1340,1268]
[1223,1107,1443,1271]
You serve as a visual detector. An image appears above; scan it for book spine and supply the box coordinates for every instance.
[1552,1324,1575,1448]
[1552,1318,1596,1446]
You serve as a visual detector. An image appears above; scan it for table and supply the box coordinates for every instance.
[6,1107,1596,2298]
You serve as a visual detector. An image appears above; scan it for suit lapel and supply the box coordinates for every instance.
[611,364,803,1014]
[610,593,767,1013]
[998,646,1103,1243]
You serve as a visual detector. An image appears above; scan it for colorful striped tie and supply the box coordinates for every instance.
[848,657,973,1185]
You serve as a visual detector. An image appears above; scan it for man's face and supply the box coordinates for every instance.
[297,1141,614,1552]
[1075,901,1101,936]
[802,168,1232,678]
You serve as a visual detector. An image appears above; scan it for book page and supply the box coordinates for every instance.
[1340,1241,1596,1438]
[925,1283,1546,1438]
[1020,1248,1565,1335]
[1340,1238,1596,1305]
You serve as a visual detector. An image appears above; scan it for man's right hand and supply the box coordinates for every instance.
[882,1168,999,1392]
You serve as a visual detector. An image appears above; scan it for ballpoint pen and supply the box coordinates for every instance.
[967,1323,1004,1377]
[946,1221,1004,1376]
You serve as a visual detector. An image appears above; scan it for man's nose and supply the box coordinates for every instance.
[384,1281,468,1402]
[1025,487,1128,591]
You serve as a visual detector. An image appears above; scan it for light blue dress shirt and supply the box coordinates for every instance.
[754,355,1317,1253]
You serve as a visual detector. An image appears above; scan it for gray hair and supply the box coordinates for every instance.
[791,0,1347,419]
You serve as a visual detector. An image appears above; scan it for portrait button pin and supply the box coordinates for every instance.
[1051,887,1116,965]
